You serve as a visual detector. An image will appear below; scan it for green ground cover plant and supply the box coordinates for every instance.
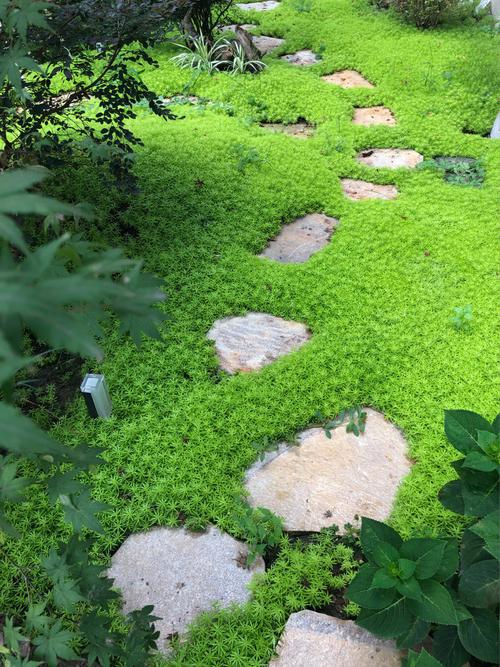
[1,0,499,663]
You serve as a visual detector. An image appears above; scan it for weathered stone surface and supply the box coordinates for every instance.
[108,526,264,650]
[253,35,285,54]
[237,0,280,9]
[490,111,500,138]
[261,122,314,139]
[259,213,338,263]
[245,408,411,531]
[269,611,402,666]
[353,106,396,126]
[341,178,398,200]
[221,23,257,31]
[322,70,374,88]
[356,148,423,169]
[207,313,310,374]
[281,50,319,66]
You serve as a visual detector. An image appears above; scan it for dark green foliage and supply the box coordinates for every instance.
[392,0,457,27]
[323,405,367,438]
[167,0,235,42]
[347,410,500,666]
[419,158,485,187]
[233,504,284,565]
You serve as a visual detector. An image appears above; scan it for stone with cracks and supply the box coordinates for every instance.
[253,35,285,54]
[322,70,374,88]
[281,50,319,66]
[259,213,338,263]
[261,122,314,139]
[108,526,264,651]
[356,148,423,169]
[341,178,398,200]
[245,408,411,532]
[353,106,396,126]
[207,312,310,374]
[237,0,280,9]
[269,611,402,666]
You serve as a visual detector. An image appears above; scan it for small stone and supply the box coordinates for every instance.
[281,50,319,66]
[353,106,396,126]
[356,148,423,169]
[221,23,257,31]
[237,0,280,9]
[245,408,411,532]
[207,312,310,374]
[108,526,264,651]
[490,111,500,138]
[260,213,338,263]
[253,35,285,54]
[322,70,374,88]
[341,178,398,200]
[269,611,402,666]
[261,122,314,139]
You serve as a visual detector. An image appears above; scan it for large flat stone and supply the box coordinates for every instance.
[253,35,285,54]
[353,106,396,126]
[108,526,264,650]
[341,178,398,200]
[322,70,374,88]
[269,611,402,666]
[260,213,338,263]
[357,148,423,169]
[281,50,319,66]
[490,111,500,138]
[221,23,257,31]
[207,313,310,374]
[245,408,411,531]
[237,0,280,9]
[261,122,314,139]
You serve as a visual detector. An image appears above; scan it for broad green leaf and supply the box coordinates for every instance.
[444,410,492,454]
[434,538,459,582]
[47,470,84,505]
[372,541,400,568]
[372,568,399,589]
[397,576,423,602]
[52,578,84,612]
[80,612,119,667]
[404,649,443,667]
[0,508,19,537]
[0,458,31,502]
[360,517,402,564]
[470,510,500,559]
[461,475,499,517]
[33,620,79,667]
[462,451,497,472]
[346,564,397,608]
[432,625,470,667]
[407,579,458,625]
[438,480,465,515]
[0,214,29,254]
[458,608,499,663]
[25,602,50,633]
[0,402,64,461]
[396,617,430,650]
[458,559,499,608]
[59,489,109,533]
[357,597,415,638]
[476,429,500,456]
[400,538,446,579]
[42,549,71,583]
[492,413,500,434]
[398,558,416,580]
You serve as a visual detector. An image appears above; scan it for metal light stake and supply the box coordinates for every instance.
[80,373,112,419]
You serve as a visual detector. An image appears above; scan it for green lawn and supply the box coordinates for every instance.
[3,0,499,663]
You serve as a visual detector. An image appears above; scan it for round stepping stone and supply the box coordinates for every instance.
[207,313,310,374]
[253,35,285,54]
[356,148,423,169]
[237,0,280,9]
[353,106,396,126]
[108,526,264,650]
[281,50,319,66]
[261,122,314,139]
[341,178,398,200]
[259,213,338,263]
[269,611,402,666]
[322,70,374,88]
[245,408,411,532]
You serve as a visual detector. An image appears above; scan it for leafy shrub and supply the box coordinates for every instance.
[171,34,265,74]
[393,0,457,28]
[233,505,284,565]
[419,158,485,187]
[346,409,499,666]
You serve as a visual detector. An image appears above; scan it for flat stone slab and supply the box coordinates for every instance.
[322,70,374,88]
[490,111,500,138]
[253,35,285,54]
[269,611,402,666]
[357,148,423,169]
[245,408,411,531]
[260,213,338,263]
[261,122,314,139]
[237,0,280,9]
[221,23,257,31]
[341,178,398,200]
[108,526,264,649]
[281,50,319,66]
[353,106,396,126]
[207,313,310,374]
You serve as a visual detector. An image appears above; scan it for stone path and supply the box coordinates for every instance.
[261,122,314,138]
[207,313,310,374]
[322,70,374,88]
[245,409,411,531]
[221,23,257,31]
[353,106,396,126]
[341,178,398,200]
[253,35,285,54]
[259,213,338,263]
[108,526,264,649]
[357,148,423,168]
[269,611,402,666]
[237,0,280,9]
[281,50,319,66]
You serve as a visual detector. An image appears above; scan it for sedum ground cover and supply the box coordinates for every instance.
[2,0,500,664]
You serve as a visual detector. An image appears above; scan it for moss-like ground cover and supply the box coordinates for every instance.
[2,0,500,663]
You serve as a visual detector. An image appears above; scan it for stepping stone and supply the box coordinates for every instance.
[341,178,398,200]
[245,408,411,532]
[237,0,280,9]
[221,23,257,31]
[108,526,264,650]
[281,50,319,66]
[356,148,423,169]
[322,70,374,88]
[259,213,338,263]
[490,111,500,138]
[269,610,402,666]
[253,35,285,54]
[261,122,314,139]
[353,106,396,126]
[207,312,310,374]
